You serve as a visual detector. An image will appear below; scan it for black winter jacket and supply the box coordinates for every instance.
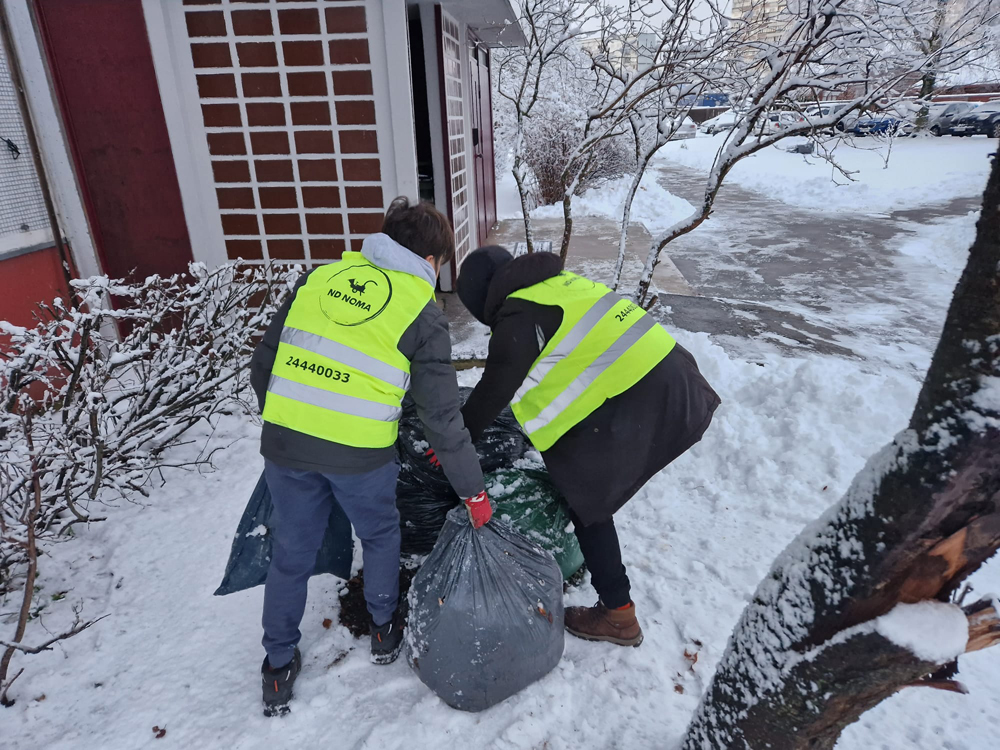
[461,253,720,526]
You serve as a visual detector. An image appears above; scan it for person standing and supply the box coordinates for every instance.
[455,247,719,648]
[249,198,491,716]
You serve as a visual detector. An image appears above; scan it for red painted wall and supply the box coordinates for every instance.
[35,0,193,281]
[0,247,70,327]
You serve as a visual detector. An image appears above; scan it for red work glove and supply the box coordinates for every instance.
[425,448,441,468]
[463,491,492,529]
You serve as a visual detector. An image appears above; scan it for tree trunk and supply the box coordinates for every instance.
[559,191,573,263]
[512,160,535,254]
[612,166,642,291]
[682,156,1000,747]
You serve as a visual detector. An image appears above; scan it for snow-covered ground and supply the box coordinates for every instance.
[531,172,694,234]
[495,167,695,233]
[6,142,999,750]
[656,135,996,215]
[6,333,999,749]
[496,136,994,240]
[8,270,1000,748]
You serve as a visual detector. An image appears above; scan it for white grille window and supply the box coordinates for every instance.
[440,12,470,265]
[0,35,50,258]
[182,0,386,266]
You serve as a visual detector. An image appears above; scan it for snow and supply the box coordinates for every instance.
[972,376,1000,414]
[656,136,996,215]
[894,210,978,273]
[5,139,1000,750]
[6,321,999,749]
[874,601,969,664]
[495,169,694,236]
[530,172,694,234]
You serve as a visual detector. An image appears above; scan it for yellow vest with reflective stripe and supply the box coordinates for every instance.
[262,252,434,448]
[508,271,675,451]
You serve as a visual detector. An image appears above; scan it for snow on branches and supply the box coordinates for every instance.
[681,129,1000,750]
[491,0,998,304]
[635,0,999,305]
[0,262,298,704]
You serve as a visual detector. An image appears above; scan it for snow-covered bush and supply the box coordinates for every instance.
[499,32,634,207]
[0,262,298,703]
[522,110,633,206]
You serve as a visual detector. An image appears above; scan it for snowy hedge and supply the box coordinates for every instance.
[0,263,298,598]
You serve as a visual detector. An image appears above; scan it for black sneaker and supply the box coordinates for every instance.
[261,647,301,717]
[370,610,404,665]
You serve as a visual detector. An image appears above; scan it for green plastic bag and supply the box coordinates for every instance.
[487,468,584,580]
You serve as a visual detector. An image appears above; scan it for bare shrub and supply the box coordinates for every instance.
[522,112,633,206]
[0,262,299,704]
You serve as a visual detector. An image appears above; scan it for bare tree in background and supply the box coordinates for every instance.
[597,1,736,291]
[680,145,1000,750]
[492,0,598,254]
[633,0,999,307]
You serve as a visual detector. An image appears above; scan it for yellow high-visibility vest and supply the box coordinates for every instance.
[262,252,433,448]
[509,271,675,451]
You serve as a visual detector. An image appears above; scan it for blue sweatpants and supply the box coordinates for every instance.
[262,459,401,669]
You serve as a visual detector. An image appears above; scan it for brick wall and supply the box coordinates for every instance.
[182,0,386,266]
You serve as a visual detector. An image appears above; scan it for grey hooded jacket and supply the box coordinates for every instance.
[249,234,485,498]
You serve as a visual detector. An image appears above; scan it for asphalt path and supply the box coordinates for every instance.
[648,161,982,364]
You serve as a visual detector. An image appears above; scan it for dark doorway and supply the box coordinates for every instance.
[408,10,435,204]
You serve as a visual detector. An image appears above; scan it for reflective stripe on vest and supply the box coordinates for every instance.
[509,272,675,451]
[267,375,403,422]
[262,251,433,448]
[278,326,411,392]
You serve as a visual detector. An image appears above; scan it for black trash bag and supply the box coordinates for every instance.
[396,387,527,555]
[215,471,353,596]
[396,386,526,492]
[406,506,565,712]
[396,483,461,557]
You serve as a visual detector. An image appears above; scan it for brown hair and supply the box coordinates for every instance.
[381,196,455,265]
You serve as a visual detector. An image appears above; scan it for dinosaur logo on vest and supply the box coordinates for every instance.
[349,278,377,295]
[319,264,392,326]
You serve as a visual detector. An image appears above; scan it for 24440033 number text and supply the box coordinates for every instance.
[285,356,351,383]
[615,302,638,322]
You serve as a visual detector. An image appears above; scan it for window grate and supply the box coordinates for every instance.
[0,34,49,252]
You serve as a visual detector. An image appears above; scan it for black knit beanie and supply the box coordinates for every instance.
[457,246,514,325]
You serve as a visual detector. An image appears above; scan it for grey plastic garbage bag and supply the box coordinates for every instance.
[214,471,353,596]
[406,506,564,711]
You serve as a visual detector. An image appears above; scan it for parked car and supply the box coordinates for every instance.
[949,100,1000,138]
[670,116,698,140]
[779,111,806,128]
[809,102,854,133]
[928,102,976,135]
[835,108,864,132]
[700,110,737,134]
[758,113,783,135]
[850,114,915,137]
[756,111,806,135]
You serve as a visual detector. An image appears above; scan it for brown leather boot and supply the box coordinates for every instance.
[564,601,643,647]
